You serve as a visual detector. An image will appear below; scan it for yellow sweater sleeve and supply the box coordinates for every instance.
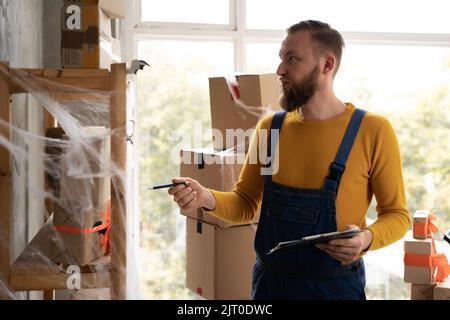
[206,105,410,251]
[364,118,411,250]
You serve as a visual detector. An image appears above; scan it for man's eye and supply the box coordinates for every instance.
[288,57,299,63]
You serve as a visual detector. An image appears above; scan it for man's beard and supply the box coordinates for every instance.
[279,65,320,112]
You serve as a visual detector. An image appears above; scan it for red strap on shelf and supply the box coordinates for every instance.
[54,198,111,252]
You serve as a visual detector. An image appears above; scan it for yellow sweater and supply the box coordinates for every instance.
[208,103,410,251]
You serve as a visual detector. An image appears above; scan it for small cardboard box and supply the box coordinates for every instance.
[413,210,431,239]
[209,74,281,151]
[433,278,450,300]
[410,283,436,300]
[404,236,435,284]
[179,148,260,227]
[61,4,121,68]
[51,200,108,266]
[186,217,257,300]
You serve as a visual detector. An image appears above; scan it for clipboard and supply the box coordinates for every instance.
[267,229,363,255]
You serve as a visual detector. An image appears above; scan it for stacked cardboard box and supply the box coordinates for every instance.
[404,236,434,284]
[405,210,450,300]
[179,148,259,228]
[433,278,450,300]
[209,74,282,151]
[183,73,282,299]
[186,217,256,299]
[181,148,258,299]
[61,0,124,69]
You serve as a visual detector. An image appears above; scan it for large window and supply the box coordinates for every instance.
[141,0,230,25]
[246,0,450,33]
[137,40,233,298]
[135,0,450,300]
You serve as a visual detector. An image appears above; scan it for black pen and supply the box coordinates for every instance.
[149,182,188,190]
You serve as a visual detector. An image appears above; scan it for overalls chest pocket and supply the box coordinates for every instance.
[268,203,319,225]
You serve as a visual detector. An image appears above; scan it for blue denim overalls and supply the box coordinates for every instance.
[252,108,367,300]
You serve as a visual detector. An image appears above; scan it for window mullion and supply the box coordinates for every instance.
[235,0,246,72]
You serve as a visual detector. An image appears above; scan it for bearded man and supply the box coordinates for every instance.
[169,20,410,300]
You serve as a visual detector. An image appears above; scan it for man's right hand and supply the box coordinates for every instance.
[168,177,216,212]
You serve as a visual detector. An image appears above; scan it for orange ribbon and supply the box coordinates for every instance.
[54,197,111,254]
[433,254,450,282]
[404,252,450,283]
[413,211,438,239]
[404,252,433,268]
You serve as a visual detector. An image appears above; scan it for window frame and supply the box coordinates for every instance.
[129,0,450,300]
[131,0,450,74]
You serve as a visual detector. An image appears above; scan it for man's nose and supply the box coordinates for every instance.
[276,61,286,76]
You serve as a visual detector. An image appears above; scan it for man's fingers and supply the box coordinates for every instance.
[318,247,353,265]
[168,183,188,195]
[173,187,192,201]
[316,243,356,258]
[328,238,357,247]
[177,191,196,207]
[317,243,354,254]
[181,192,198,211]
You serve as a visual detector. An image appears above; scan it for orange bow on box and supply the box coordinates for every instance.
[406,211,450,283]
[413,211,438,239]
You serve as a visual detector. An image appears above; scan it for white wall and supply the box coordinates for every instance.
[0,0,44,300]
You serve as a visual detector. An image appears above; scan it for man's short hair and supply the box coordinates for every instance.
[287,20,345,76]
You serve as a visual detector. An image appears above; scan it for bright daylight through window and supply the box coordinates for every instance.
[136,0,450,300]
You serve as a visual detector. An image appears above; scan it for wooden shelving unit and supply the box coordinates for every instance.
[0,62,127,299]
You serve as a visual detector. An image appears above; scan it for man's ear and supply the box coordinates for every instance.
[323,55,335,75]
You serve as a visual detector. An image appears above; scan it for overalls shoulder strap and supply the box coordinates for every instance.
[324,108,366,193]
[265,111,287,179]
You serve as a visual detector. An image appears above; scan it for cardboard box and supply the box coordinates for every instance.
[186,217,257,299]
[180,148,260,227]
[52,126,110,266]
[61,4,121,68]
[209,74,282,151]
[64,0,125,18]
[51,200,108,266]
[410,283,435,300]
[404,236,435,284]
[434,278,450,300]
[413,210,431,239]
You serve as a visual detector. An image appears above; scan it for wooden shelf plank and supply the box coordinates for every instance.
[110,63,127,300]
[14,68,111,78]
[0,62,11,281]
[9,77,112,94]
